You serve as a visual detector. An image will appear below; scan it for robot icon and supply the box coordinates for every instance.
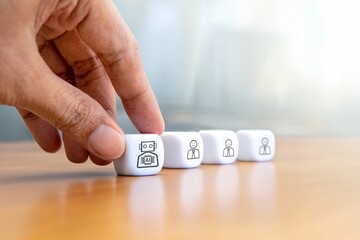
[137,141,159,168]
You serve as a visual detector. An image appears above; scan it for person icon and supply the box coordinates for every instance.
[259,137,271,155]
[223,139,234,157]
[187,140,200,160]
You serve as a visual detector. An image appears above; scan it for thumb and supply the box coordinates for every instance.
[20,57,125,161]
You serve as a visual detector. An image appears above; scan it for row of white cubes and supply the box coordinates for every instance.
[114,130,275,176]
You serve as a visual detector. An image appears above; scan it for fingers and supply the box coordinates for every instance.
[63,134,88,164]
[54,30,117,165]
[17,108,61,153]
[88,154,112,166]
[53,30,116,118]
[36,36,90,163]
[36,29,120,164]
[18,49,125,161]
[77,0,165,134]
[16,37,64,154]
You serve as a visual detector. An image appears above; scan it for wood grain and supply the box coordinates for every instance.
[0,138,359,240]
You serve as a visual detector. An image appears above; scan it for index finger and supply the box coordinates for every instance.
[76,0,165,134]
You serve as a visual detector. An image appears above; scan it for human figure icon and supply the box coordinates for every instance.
[137,141,159,168]
[259,137,271,155]
[187,140,200,160]
[223,139,235,157]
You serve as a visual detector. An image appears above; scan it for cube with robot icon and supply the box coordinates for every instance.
[113,134,164,176]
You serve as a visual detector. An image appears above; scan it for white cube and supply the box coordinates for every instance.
[113,134,164,176]
[161,132,204,168]
[199,130,239,164]
[237,130,275,162]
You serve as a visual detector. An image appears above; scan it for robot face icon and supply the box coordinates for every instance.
[139,141,157,152]
[138,141,159,168]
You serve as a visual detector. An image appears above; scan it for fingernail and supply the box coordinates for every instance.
[88,125,124,160]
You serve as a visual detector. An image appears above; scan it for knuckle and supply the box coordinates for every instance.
[99,37,139,69]
[72,56,106,86]
[40,0,92,37]
[55,92,98,137]
[122,86,149,103]
[21,111,38,122]
[56,70,75,85]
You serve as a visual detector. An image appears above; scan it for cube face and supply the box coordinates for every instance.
[161,132,204,168]
[113,134,164,176]
[237,130,275,162]
[199,130,239,164]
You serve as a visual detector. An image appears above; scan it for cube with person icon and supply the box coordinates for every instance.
[161,132,204,168]
[199,130,239,164]
[237,130,275,162]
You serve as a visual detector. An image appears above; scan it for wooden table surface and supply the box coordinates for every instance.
[0,138,359,240]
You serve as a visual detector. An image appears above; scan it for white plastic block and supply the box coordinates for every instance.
[199,130,239,164]
[237,130,275,162]
[161,132,204,168]
[113,134,164,176]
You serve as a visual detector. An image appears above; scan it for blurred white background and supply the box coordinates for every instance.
[1,0,360,140]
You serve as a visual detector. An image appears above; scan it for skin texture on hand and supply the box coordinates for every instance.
[0,0,165,165]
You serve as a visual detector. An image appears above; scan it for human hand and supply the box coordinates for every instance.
[0,0,164,165]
